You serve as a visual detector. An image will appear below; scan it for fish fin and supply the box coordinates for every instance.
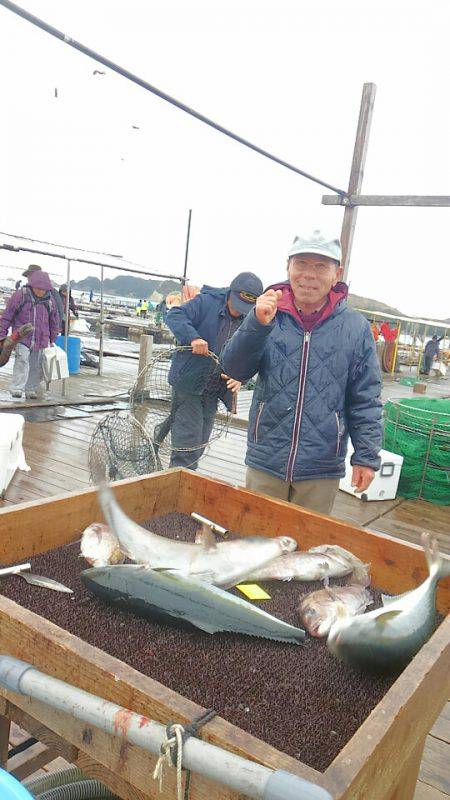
[347,565,371,587]
[323,574,330,588]
[188,618,220,634]
[335,602,350,620]
[375,609,402,626]
[195,524,217,551]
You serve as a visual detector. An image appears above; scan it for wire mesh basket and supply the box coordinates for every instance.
[88,411,159,484]
[130,346,232,469]
[383,397,450,505]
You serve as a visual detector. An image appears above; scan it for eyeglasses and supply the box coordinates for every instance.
[239,291,258,303]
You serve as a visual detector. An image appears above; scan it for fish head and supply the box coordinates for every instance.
[277,536,298,554]
[327,610,354,657]
[300,603,333,638]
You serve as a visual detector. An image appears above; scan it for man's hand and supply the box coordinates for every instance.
[351,465,375,493]
[255,289,282,325]
[221,373,242,393]
[191,338,209,355]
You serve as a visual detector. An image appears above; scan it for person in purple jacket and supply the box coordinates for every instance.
[0,270,60,399]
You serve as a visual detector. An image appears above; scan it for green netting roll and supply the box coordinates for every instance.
[383,397,450,505]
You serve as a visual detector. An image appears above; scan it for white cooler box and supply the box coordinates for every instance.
[339,447,404,501]
[0,413,28,498]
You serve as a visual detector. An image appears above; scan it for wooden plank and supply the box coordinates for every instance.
[0,714,10,769]
[9,739,59,781]
[414,780,449,799]
[76,753,152,800]
[430,702,450,744]
[177,471,450,612]
[419,736,450,794]
[339,82,377,279]
[0,597,321,790]
[323,194,450,207]
[6,702,78,765]
[322,616,450,799]
[0,470,181,564]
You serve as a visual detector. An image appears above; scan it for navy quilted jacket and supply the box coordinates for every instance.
[221,283,382,481]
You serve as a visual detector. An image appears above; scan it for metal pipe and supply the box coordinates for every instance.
[0,0,347,197]
[98,265,104,376]
[183,208,192,284]
[0,657,331,800]
[390,321,401,376]
[0,243,184,282]
[417,325,428,375]
[191,512,229,537]
[61,258,71,397]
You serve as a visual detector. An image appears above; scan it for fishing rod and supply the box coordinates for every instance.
[0,0,348,197]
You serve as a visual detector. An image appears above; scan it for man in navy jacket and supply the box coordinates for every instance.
[163,272,263,469]
[222,231,382,515]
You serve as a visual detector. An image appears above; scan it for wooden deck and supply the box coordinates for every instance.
[0,355,448,797]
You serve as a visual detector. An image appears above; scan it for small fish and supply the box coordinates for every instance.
[245,544,369,583]
[17,573,73,594]
[98,483,297,588]
[81,564,305,645]
[298,582,372,637]
[327,533,450,671]
[80,523,125,568]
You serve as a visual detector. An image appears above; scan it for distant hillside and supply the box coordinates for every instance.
[71,276,446,323]
[72,275,180,298]
[347,293,403,317]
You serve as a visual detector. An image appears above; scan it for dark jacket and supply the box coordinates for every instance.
[221,282,383,482]
[424,338,441,359]
[165,286,244,411]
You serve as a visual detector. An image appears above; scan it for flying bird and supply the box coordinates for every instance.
[93,70,105,76]
[132,125,140,130]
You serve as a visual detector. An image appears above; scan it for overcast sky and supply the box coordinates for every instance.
[0,0,449,318]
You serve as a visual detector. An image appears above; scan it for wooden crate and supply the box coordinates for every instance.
[0,469,449,800]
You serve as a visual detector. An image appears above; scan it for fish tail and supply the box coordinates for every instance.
[98,482,118,534]
[421,533,450,581]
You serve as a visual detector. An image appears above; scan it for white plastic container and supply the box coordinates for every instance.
[0,414,28,498]
[339,447,404,502]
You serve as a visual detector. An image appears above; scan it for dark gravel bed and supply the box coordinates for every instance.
[0,512,435,772]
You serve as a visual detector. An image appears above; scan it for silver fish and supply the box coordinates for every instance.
[0,562,73,593]
[81,564,305,644]
[17,573,73,594]
[244,544,370,583]
[80,522,125,568]
[327,533,450,671]
[98,484,297,588]
[298,583,372,638]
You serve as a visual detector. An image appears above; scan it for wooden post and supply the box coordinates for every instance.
[340,83,377,280]
[0,712,10,769]
[137,335,153,391]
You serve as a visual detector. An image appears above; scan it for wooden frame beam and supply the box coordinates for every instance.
[323,194,450,207]
[339,83,377,280]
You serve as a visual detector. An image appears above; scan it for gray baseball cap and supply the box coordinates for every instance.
[288,230,341,263]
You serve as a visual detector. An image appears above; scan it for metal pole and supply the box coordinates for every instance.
[98,265,104,376]
[0,656,332,800]
[61,258,71,397]
[417,325,428,375]
[183,208,192,285]
[390,321,401,376]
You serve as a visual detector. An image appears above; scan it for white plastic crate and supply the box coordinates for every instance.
[339,446,404,501]
[0,413,28,498]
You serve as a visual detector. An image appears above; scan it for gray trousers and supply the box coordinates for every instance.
[169,389,218,470]
[10,343,43,394]
[246,466,340,516]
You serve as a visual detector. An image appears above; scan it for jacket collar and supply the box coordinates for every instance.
[267,280,348,328]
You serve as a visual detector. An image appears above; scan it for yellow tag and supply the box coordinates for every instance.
[236,584,271,600]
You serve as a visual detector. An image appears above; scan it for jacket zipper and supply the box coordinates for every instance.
[335,411,341,456]
[286,331,311,481]
[31,301,36,350]
[254,401,265,443]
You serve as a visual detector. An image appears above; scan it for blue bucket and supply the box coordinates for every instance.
[0,768,33,799]
[55,335,81,375]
